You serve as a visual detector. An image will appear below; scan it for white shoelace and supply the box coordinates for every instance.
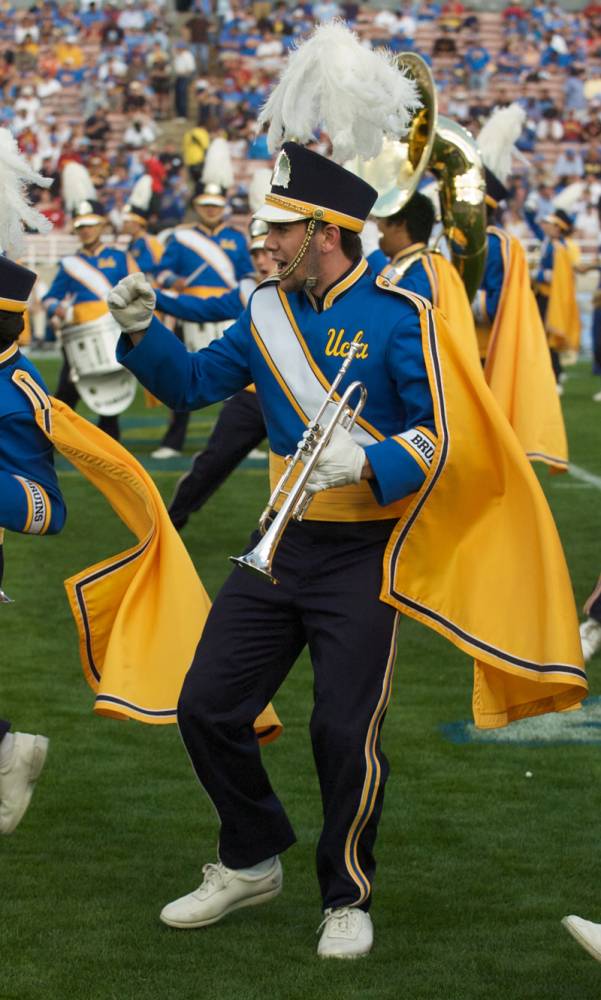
[196,862,229,898]
[317,906,359,937]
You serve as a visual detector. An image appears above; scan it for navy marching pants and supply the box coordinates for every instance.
[177,518,399,911]
[0,719,9,740]
[169,390,266,530]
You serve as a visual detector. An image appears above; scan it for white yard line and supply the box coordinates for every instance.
[569,464,601,490]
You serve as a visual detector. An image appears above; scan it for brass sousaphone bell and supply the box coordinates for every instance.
[353,53,488,302]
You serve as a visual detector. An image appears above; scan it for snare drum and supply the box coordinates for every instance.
[61,312,137,416]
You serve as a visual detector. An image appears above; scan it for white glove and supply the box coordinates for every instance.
[300,423,366,495]
[108,273,156,333]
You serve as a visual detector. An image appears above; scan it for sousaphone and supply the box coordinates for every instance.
[353,53,487,302]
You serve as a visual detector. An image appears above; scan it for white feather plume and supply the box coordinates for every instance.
[0,128,52,257]
[553,180,585,212]
[202,137,234,189]
[257,21,421,164]
[477,103,526,186]
[61,160,96,212]
[248,168,273,214]
[129,173,153,211]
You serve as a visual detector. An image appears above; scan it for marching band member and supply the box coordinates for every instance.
[42,199,139,441]
[108,24,586,959]
[155,218,272,530]
[374,190,480,364]
[121,205,164,275]
[151,138,253,460]
[525,202,580,386]
[0,257,63,833]
[474,105,568,470]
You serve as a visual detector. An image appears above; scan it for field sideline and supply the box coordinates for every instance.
[2,357,601,1000]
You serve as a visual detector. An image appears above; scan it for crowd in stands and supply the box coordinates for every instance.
[1,0,600,252]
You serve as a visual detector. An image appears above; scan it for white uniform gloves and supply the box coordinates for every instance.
[108,273,156,333]
[300,423,366,495]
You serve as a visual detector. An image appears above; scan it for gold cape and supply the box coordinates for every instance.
[484,227,568,472]
[12,369,281,742]
[377,290,587,729]
[546,241,580,352]
[422,252,482,369]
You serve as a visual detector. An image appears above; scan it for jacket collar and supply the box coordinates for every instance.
[0,342,20,369]
[390,242,426,266]
[305,257,368,313]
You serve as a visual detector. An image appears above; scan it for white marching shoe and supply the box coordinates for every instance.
[317,906,373,959]
[151,447,181,460]
[580,618,601,662]
[0,732,49,834]
[160,857,283,929]
[562,915,601,963]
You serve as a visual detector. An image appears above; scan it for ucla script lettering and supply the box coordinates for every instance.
[325,329,368,359]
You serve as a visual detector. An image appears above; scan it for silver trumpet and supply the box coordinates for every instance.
[230,341,367,584]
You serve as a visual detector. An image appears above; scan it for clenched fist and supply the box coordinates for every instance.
[108,273,156,333]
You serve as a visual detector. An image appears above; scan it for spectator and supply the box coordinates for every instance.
[85,107,112,150]
[464,41,491,92]
[173,42,196,120]
[148,45,172,120]
[432,26,458,56]
[101,12,125,48]
[185,5,212,73]
[574,200,601,240]
[554,147,585,184]
[14,85,40,129]
[123,115,159,149]
[182,122,210,182]
[584,144,601,180]
[55,34,84,69]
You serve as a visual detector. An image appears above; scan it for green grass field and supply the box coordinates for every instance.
[2,357,601,1000]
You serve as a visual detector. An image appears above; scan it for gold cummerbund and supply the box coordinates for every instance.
[269,451,412,522]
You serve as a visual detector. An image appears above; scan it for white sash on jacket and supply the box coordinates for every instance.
[250,283,377,448]
[61,256,114,301]
[175,230,237,288]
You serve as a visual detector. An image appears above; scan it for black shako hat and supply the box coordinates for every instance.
[542,206,573,233]
[73,199,106,228]
[0,256,37,313]
[484,166,510,209]
[193,181,227,206]
[254,142,378,234]
[123,203,150,224]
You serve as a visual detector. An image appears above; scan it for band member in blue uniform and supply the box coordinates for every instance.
[374,191,480,364]
[43,200,138,441]
[525,205,579,385]
[0,256,60,833]
[154,219,272,530]
[121,203,164,275]
[109,142,437,959]
[151,181,254,459]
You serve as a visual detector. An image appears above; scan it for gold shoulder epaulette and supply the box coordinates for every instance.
[375,274,431,312]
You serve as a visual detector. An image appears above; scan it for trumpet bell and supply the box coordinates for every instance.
[229,548,279,585]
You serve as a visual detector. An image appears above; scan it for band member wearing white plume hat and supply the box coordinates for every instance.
[151,135,254,460]
[42,199,139,441]
[153,169,273,529]
[0,131,61,833]
[474,103,569,469]
[108,21,586,958]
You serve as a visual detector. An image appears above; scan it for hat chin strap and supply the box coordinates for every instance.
[278,218,317,284]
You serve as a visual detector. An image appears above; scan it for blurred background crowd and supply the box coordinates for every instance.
[3,0,601,349]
